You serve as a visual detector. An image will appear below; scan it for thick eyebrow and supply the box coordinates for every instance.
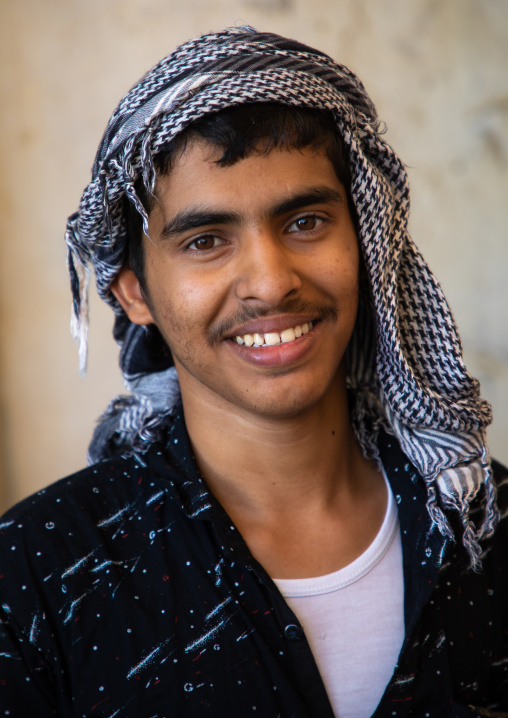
[159,185,344,240]
[270,186,344,218]
[160,210,243,240]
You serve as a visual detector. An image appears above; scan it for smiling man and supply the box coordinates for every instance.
[0,28,507,718]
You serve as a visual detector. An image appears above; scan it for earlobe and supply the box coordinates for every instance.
[110,268,155,325]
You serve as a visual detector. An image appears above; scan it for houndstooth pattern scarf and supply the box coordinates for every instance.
[65,26,497,567]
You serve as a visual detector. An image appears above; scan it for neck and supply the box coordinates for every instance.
[178,370,386,578]
[179,372,363,520]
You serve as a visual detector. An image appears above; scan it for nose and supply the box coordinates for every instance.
[234,230,302,306]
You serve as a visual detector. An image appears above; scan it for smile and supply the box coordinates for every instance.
[233,322,314,347]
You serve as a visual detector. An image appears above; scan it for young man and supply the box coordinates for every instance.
[0,28,506,717]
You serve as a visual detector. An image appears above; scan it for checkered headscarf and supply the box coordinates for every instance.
[65,27,497,566]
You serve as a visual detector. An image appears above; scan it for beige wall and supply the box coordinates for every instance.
[0,0,507,512]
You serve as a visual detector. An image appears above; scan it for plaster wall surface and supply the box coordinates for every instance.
[0,0,506,511]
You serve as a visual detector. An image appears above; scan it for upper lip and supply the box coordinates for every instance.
[226,314,318,338]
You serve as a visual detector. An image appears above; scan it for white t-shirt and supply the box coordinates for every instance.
[273,473,404,718]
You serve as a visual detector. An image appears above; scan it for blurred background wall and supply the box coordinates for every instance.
[0,0,507,513]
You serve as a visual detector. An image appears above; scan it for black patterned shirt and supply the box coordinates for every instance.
[0,409,507,717]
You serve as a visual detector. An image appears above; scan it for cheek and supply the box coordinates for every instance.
[148,271,227,345]
[317,244,360,300]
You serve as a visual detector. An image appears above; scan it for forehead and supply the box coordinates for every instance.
[150,139,344,222]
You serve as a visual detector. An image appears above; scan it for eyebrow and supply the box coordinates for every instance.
[159,185,344,240]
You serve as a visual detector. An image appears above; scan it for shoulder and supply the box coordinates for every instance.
[436,459,508,707]
[1,452,153,533]
[0,442,211,640]
[0,429,202,528]
[0,455,149,588]
[0,445,193,593]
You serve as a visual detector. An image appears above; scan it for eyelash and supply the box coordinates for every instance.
[185,235,226,252]
[285,214,327,233]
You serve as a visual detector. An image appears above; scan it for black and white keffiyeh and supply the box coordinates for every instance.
[65,26,497,566]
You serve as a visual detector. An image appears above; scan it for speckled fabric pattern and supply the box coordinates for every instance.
[0,411,506,716]
[64,27,496,566]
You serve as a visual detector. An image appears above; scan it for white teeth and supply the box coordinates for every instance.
[234,322,313,347]
[264,332,281,346]
[280,328,296,344]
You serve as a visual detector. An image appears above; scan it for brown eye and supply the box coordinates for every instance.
[297,217,316,230]
[188,235,221,251]
[287,215,323,233]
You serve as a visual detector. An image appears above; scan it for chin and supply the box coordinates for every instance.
[234,381,337,421]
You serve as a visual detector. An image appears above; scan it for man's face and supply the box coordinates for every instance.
[123,139,360,421]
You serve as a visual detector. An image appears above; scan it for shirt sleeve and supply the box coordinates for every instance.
[0,604,58,717]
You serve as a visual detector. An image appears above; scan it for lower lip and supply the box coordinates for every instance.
[225,325,319,368]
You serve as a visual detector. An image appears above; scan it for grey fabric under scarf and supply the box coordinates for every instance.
[65,26,497,567]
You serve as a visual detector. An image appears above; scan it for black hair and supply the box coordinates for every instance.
[125,103,355,291]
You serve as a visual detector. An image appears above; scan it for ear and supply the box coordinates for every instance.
[110,268,155,325]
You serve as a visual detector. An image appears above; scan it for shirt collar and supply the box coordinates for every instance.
[147,407,454,624]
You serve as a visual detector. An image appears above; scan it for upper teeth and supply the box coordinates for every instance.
[234,322,313,347]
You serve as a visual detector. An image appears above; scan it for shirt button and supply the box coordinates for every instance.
[284,624,304,641]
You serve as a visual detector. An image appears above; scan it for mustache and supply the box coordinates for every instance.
[207,299,338,345]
